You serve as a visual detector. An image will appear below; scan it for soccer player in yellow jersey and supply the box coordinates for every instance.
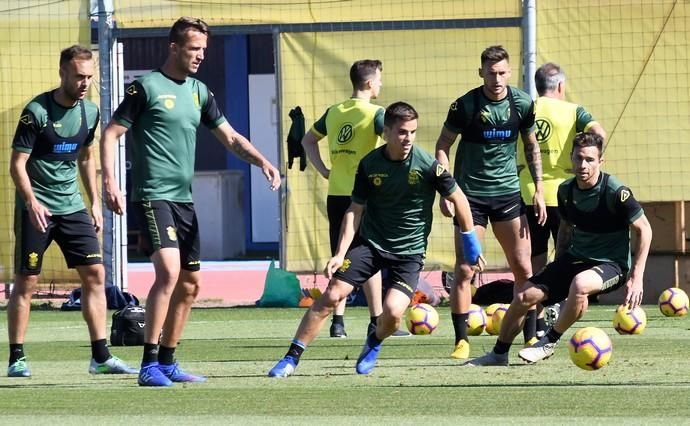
[518,62,606,337]
[301,60,407,337]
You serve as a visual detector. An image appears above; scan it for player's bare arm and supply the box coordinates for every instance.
[325,201,363,279]
[625,214,652,309]
[445,188,472,231]
[9,150,51,232]
[435,126,459,218]
[78,143,102,232]
[301,130,330,179]
[211,122,281,191]
[446,188,485,271]
[523,130,547,225]
[100,122,129,215]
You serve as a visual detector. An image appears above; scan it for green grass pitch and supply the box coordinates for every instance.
[0,305,689,425]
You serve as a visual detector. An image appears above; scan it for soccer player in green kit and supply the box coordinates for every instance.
[467,132,651,366]
[518,62,607,334]
[268,102,483,378]
[302,59,408,338]
[101,17,281,387]
[7,45,137,377]
[435,45,546,360]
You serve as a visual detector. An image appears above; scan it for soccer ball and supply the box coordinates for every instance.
[568,327,613,370]
[658,287,689,317]
[406,303,439,335]
[466,303,487,336]
[612,305,647,335]
[485,303,509,335]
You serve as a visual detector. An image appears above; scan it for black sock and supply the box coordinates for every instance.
[286,340,306,362]
[91,339,111,364]
[546,328,563,343]
[142,343,159,365]
[452,313,469,345]
[523,309,537,342]
[536,317,547,335]
[369,316,379,327]
[332,315,344,326]
[158,345,176,365]
[9,344,25,365]
[494,339,512,355]
[366,331,382,348]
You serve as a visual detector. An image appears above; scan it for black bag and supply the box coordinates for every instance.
[110,305,146,346]
[61,286,139,311]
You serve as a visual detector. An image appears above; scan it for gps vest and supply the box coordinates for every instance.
[30,93,87,162]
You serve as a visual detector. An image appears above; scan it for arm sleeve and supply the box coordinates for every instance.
[520,99,536,132]
[201,89,226,129]
[557,186,569,223]
[442,98,465,134]
[311,109,329,138]
[112,81,147,128]
[374,107,385,135]
[575,105,596,133]
[430,160,458,197]
[11,109,40,153]
[614,186,643,223]
[84,109,100,147]
[350,160,369,205]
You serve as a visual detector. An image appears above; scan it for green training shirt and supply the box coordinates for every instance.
[113,69,227,202]
[12,91,99,215]
[352,145,458,255]
[444,86,536,196]
[557,173,643,272]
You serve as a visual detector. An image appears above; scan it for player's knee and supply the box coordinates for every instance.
[454,264,475,283]
[320,286,346,309]
[184,280,201,299]
[13,275,39,297]
[570,277,591,298]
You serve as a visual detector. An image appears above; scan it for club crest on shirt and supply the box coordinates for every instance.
[372,176,383,187]
[166,226,177,241]
[408,170,421,185]
[193,92,200,108]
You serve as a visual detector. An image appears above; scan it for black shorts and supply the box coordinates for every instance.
[132,200,201,271]
[456,192,525,228]
[530,253,626,306]
[327,195,351,255]
[333,240,424,299]
[14,208,102,275]
[526,205,560,257]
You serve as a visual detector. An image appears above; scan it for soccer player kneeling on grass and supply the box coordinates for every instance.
[465,132,652,366]
[269,101,483,377]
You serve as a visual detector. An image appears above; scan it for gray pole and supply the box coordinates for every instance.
[273,28,286,270]
[97,0,119,288]
[523,0,537,99]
